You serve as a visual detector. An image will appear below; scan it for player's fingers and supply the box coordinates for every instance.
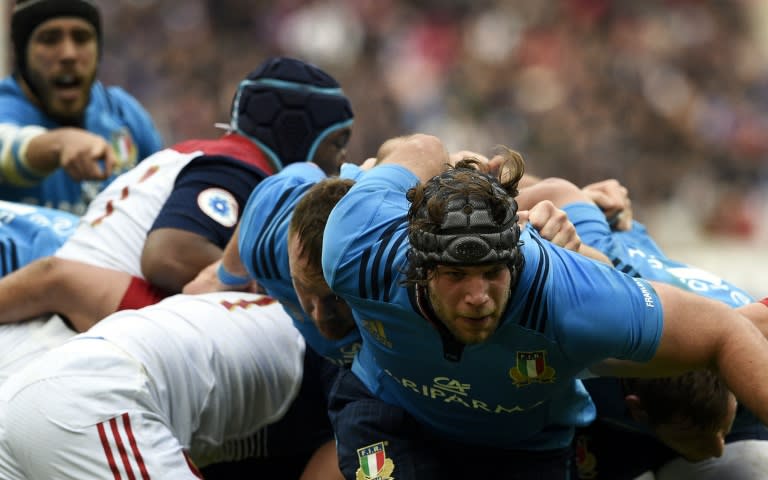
[517,209,530,227]
[90,141,117,178]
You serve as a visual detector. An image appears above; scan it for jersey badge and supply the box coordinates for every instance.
[361,319,392,348]
[356,441,395,480]
[111,128,138,171]
[574,434,598,479]
[509,350,556,386]
[197,188,239,227]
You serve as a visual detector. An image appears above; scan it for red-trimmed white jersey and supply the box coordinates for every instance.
[54,147,198,276]
[0,292,305,478]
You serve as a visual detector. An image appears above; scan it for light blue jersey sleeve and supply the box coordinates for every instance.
[238,162,361,365]
[323,164,417,292]
[523,227,664,365]
[564,202,753,307]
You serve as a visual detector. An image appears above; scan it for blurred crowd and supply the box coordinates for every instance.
[88,0,768,240]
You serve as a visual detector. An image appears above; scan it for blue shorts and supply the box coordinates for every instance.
[329,368,572,479]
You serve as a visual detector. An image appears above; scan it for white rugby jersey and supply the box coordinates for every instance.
[54,147,198,276]
[85,292,306,464]
[0,292,305,477]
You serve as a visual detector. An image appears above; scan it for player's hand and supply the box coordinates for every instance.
[58,129,117,180]
[449,150,489,166]
[519,200,581,252]
[582,179,633,231]
[184,260,262,294]
[358,157,378,171]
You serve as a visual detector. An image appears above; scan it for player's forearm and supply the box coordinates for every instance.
[225,225,249,278]
[0,123,51,185]
[578,244,611,265]
[20,128,82,173]
[0,257,60,324]
[713,314,768,426]
[736,299,768,339]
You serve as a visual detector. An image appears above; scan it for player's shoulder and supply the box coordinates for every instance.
[247,163,324,208]
[98,83,154,118]
[0,78,40,122]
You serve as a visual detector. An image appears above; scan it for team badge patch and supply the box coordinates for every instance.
[509,350,556,386]
[361,319,392,348]
[575,435,598,479]
[197,188,239,227]
[356,442,395,480]
[110,128,138,170]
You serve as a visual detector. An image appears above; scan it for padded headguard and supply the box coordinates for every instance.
[12,0,102,86]
[409,166,522,269]
[230,56,354,171]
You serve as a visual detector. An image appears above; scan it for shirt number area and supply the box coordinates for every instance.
[89,165,161,226]
[220,296,277,311]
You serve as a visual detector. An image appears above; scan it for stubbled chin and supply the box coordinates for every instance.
[48,98,87,122]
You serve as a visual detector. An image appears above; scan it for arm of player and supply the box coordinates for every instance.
[377,134,451,183]
[0,256,131,331]
[141,228,225,293]
[736,299,768,339]
[581,179,633,231]
[592,281,768,426]
[23,127,117,180]
[519,199,611,264]
[183,223,259,294]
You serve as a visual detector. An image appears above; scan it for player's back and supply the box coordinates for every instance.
[85,292,305,465]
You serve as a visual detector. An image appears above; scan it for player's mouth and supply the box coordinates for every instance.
[51,74,85,101]
[457,314,494,327]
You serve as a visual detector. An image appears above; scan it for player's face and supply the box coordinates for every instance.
[652,393,736,462]
[24,17,98,124]
[427,263,511,345]
[311,128,351,175]
[288,232,356,340]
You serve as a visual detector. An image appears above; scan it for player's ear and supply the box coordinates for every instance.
[624,394,649,424]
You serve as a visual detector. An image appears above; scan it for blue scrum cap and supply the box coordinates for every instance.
[230,57,354,171]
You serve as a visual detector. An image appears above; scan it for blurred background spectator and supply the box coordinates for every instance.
[3,0,766,293]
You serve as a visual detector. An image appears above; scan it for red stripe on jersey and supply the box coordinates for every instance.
[761,297,768,307]
[183,450,204,479]
[122,413,151,480]
[110,417,137,480]
[97,421,122,480]
[172,133,275,175]
[118,277,171,311]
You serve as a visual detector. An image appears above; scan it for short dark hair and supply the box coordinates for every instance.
[289,177,355,270]
[404,148,526,286]
[622,370,733,431]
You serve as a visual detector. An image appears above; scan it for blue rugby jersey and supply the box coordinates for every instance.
[564,201,765,438]
[0,76,163,213]
[564,202,752,307]
[0,200,78,275]
[322,164,664,450]
[238,162,363,366]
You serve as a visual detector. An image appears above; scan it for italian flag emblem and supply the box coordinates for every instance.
[356,441,395,480]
